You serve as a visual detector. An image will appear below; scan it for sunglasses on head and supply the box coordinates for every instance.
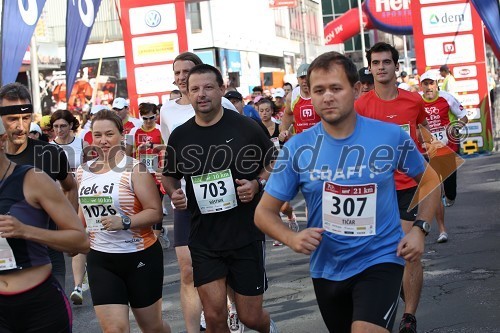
[142,115,156,121]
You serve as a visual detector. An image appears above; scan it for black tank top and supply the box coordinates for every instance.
[0,165,50,274]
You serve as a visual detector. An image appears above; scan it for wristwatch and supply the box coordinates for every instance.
[256,177,267,192]
[121,215,132,230]
[413,220,431,236]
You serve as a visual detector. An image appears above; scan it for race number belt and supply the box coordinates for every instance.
[322,182,377,236]
[0,238,17,271]
[192,169,237,214]
[80,196,119,232]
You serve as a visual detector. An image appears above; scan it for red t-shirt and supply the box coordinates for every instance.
[129,125,164,190]
[290,87,321,134]
[422,91,466,155]
[355,89,427,190]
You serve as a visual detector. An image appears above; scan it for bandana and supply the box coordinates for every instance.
[0,104,33,116]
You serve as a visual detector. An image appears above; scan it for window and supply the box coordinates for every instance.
[274,8,287,38]
[188,3,202,33]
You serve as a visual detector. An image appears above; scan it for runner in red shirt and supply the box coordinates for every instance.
[126,102,165,240]
[280,64,321,139]
[420,70,468,243]
[355,42,431,333]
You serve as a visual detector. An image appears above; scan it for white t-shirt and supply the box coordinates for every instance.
[159,97,238,144]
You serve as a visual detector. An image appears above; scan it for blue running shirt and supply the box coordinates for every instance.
[265,115,426,281]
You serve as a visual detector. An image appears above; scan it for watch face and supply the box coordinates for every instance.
[423,222,431,232]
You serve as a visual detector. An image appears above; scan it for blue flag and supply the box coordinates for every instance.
[470,0,500,56]
[1,0,46,85]
[66,0,102,101]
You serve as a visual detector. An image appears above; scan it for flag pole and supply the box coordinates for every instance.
[90,28,107,105]
[30,35,41,114]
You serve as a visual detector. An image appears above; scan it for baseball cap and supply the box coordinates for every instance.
[420,70,440,82]
[358,67,374,83]
[90,104,109,115]
[40,115,51,129]
[398,82,411,91]
[224,91,243,101]
[29,122,42,135]
[297,64,310,78]
[272,88,285,98]
[112,97,129,110]
[253,95,264,104]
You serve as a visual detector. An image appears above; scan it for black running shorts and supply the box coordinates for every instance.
[87,240,163,308]
[313,263,404,332]
[190,241,268,296]
[397,186,419,221]
[173,209,191,247]
[0,275,71,333]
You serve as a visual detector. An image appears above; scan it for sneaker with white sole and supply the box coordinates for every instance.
[70,286,83,305]
[287,213,299,232]
[273,240,283,246]
[437,232,448,243]
[270,319,279,333]
[228,312,244,333]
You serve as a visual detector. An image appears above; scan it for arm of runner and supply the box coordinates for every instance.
[256,192,324,255]
[162,175,186,210]
[280,92,294,132]
[0,169,90,254]
[397,167,440,262]
[59,173,79,211]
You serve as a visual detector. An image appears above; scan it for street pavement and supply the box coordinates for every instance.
[68,152,500,333]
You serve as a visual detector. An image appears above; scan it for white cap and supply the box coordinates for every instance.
[273,88,285,98]
[420,70,440,82]
[29,122,42,135]
[112,97,129,109]
[0,119,5,135]
[90,104,109,115]
[398,82,411,91]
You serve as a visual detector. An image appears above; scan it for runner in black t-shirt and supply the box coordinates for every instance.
[0,83,79,290]
[163,64,279,333]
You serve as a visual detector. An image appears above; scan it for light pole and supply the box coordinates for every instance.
[358,0,368,67]
[301,0,308,63]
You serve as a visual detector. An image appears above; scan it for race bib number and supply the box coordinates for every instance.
[140,154,158,173]
[271,137,280,150]
[432,128,448,145]
[0,238,17,271]
[400,123,411,136]
[80,196,119,232]
[322,182,377,236]
[192,169,237,214]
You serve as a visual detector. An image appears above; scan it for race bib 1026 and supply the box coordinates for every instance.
[192,169,237,214]
[322,182,377,236]
[80,196,119,232]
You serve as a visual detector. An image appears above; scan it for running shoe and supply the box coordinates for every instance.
[160,227,170,249]
[399,313,417,333]
[273,240,283,246]
[70,286,83,305]
[270,319,279,333]
[437,232,448,243]
[200,311,206,331]
[228,312,244,333]
[287,213,299,232]
[443,197,455,207]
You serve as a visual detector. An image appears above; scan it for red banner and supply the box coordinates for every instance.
[119,0,188,116]
[269,0,297,8]
[412,0,493,153]
[324,7,371,45]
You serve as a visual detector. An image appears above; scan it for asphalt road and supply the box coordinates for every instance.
[68,152,500,333]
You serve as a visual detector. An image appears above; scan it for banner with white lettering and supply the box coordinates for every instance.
[1,0,46,85]
[412,0,493,153]
[66,0,102,102]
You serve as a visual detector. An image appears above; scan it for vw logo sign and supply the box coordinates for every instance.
[145,10,161,28]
